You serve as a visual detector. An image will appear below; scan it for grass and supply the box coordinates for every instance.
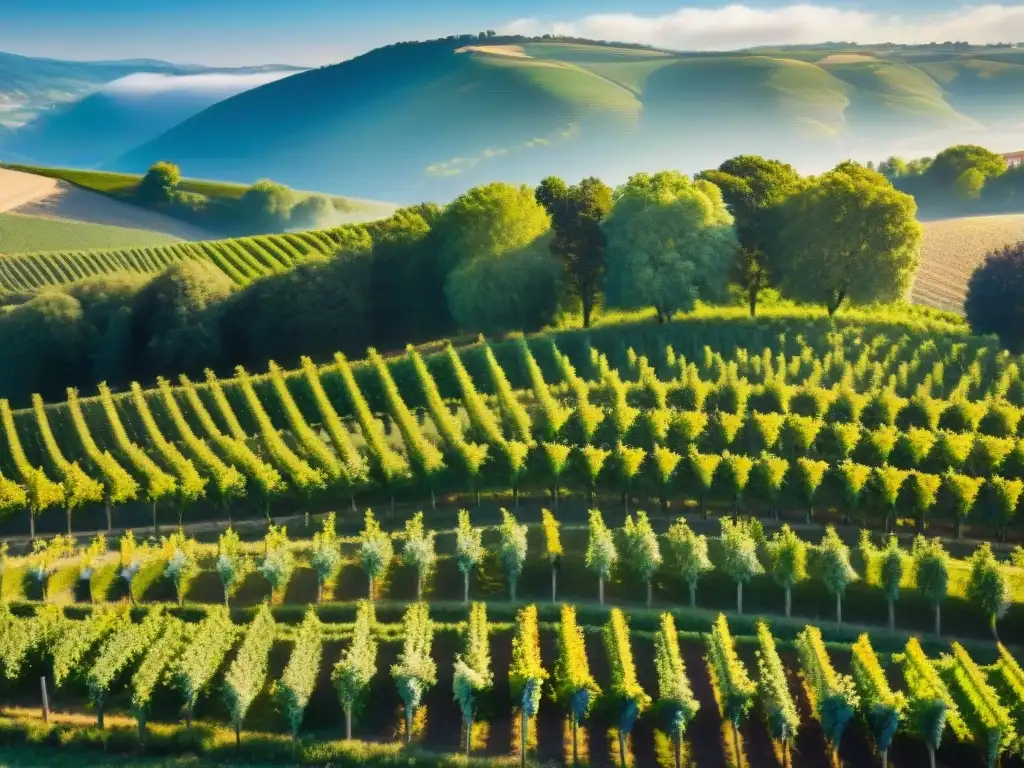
[914,213,1024,313]
[0,212,179,256]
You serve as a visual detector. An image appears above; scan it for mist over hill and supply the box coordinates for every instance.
[108,37,1024,203]
[1,70,301,168]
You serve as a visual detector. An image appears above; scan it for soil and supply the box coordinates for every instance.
[0,167,213,240]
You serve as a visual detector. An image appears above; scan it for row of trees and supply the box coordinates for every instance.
[138,162,343,235]
[872,144,1024,215]
[11,507,1016,644]
[0,151,929,406]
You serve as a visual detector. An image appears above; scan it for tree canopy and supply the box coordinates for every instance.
[775,163,923,314]
[965,241,1024,352]
[602,171,737,322]
[535,176,613,327]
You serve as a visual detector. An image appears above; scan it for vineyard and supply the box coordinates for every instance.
[0,224,359,291]
[0,308,1019,546]
[1,598,1023,768]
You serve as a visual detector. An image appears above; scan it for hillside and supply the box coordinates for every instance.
[1,164,398,231]
[0,50,302,130]
[0,212,180,256]
[0,166,215,243]
[1,70,301,168]
[913,214,1024,313]
[112,38,1024,202]
[0,226,351,292]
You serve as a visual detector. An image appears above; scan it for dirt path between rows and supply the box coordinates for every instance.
[0,167,213,241]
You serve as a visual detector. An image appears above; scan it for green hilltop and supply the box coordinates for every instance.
[111,37,1024,202]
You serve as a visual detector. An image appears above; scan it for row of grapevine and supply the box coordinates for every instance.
[407,346,488,499]
[391,602,436,744]
[266,362,346,485]
[95,383,177,530]
[941,642,1016,766]
[795,626,859,759]
[175,376,284,504]
[127,382,205,518]
[754,620,799,761]
[0,227,339,292]
[154,379,246,508]
[368,349,444,506]
[333,353,408,494]
[453,602,493,756]
[4,596,1024,765]
[223,603,276,744]
[227,368,325,497]
[86,609,165,726]
[0,399,65,538]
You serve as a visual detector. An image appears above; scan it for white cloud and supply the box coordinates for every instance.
[101,71,298,96]
[501,4,1024,50]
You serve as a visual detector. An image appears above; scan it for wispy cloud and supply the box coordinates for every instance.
[425,123,580,177]
[501,4,1024,50]
[101,71,298,96]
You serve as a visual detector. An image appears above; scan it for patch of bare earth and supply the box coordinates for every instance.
[0,167,213,241]
[455,44,531,58]
[914,214,1024,314]
[818,53,878,64]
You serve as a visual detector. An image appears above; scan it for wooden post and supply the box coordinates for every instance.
[40,677,49,723]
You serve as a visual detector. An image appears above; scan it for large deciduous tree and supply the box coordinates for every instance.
[535,176,613,328]
[775,163,923,315]
[438,182,557,334]
[697,155,802,315]
[602,171,737,323]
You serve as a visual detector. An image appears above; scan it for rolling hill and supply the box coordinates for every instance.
[111,37,1024,203]
[0,50,302,132]
[1,70,301,168]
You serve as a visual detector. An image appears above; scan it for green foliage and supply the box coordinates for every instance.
[359,510,393,595]
[816,526,858,601]
[653,613,699,740]
[603,171,737,321]
[274,609,324,737]
[777,163,923,314]
[552,604,600,724]
[965,543,1011,632]
[223,604,277,734]
[755,620,799,747]
[665,517,713,603]
[332,601,377,716]
[137,162,182,204]
[719,517,763,585]
[850,634,904,757]
[497,509,528,599]
[402,512,437,597]
[509,604,547,717]
[602,608,651,734]
[912,536,951,609]
[585,508,618,582]
[766,524,807,590]
[453,602,493,727]
[705,614,756,727]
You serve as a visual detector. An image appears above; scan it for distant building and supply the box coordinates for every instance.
[1004,151,1024,168]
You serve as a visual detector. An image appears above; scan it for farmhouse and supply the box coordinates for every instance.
[1003,150,1024,168]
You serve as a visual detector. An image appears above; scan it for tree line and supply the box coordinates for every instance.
[138,162,345,236]
[0,152,937,406]
[871,143,1024,217]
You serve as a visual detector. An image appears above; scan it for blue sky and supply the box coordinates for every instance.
[0,1,1020,66]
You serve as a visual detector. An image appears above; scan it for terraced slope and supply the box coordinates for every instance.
[0,228,349,291]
